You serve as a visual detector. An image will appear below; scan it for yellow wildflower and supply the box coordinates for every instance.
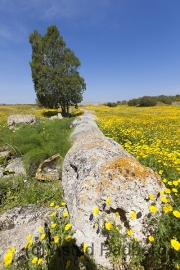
[163,205,173,213]
[50,202,54,207]
[26,234,32,241]
[115,212,119,216]
[173,210,180,218]
[54,236,59,244]
[129,210,136,219]
[25,240,33,249]
[4,253,13,266]
[40,234,46,240]
[172,188,178,193]
[32,257,38,264]
[63,212,69,217]
[65,235,72,242]
[171,238,180,251]
[7,247,16,254]
[161,197,168,203]
[127,229,133,236]
[65,223,72,231]
[51,223,57,229]
[61,202,66,206]
[149,194,155,200]
[148,236,155,242]
[83,244,88,253]
[55,205,59,209]
[50,212,56,217]
[105,221,113,230]
[149,205,158,213]
[173,181,178,186]
[38,258,43,265]
[164,188,171,194]
[105,198,111,205]
[39,226,44,233]
[93,207,99,215]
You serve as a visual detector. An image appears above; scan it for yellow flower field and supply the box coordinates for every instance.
[84,104,180,180]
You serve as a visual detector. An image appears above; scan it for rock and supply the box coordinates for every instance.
[4,157,26,177]
[49,113,63,120]
[62,111,165,269]
[57,113,63,119]
[0,151,11,159]
[35,153,63,181]
[69,111,102,142]
[7,114,36,128]
[49,115,57,120]
[0,167,4,178]
[0,205,63,262]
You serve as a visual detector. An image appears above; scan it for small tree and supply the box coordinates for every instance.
[29,25,86,116]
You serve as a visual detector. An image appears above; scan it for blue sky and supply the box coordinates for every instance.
[0,0,180,104]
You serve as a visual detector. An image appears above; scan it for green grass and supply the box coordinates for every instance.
[0,117,74,175]
[0,112,75,215]
[0,175,63,215]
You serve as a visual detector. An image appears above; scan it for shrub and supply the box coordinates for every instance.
[139,96,157,107]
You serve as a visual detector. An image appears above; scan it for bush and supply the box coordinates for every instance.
[106,102,117,107]
[139,96,157,107]
[128,98,140,106]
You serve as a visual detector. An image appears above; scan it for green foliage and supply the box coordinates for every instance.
[0,118,73,176]
[29,25,86,116]
[128,98,139,106]
[106,102,117,107]
[0,175,63,214]
[139,96,157,107]
[0,155,8,167]
[128,94,179,107]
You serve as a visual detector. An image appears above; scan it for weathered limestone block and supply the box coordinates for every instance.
[4,157,26,177]
[0,205,64,262]
[7,114,36,127]
[70,111,102,142]
[62,111,165,268]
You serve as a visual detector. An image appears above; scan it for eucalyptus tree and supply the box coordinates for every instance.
[29,25,86,116]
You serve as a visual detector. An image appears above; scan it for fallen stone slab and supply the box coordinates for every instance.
[3,157,26,177]
[7,114,36,128]
[35,153,63,181]
[0,205,64,263]
[62,110,165,269]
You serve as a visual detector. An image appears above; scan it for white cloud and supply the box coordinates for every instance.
[39,0,116,27]
[0,0,123,43]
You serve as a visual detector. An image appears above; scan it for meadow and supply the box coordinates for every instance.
[0,104,180,269]
[82,104,180,269]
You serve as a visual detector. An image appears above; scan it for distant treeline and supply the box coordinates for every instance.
[105,94,180,107]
